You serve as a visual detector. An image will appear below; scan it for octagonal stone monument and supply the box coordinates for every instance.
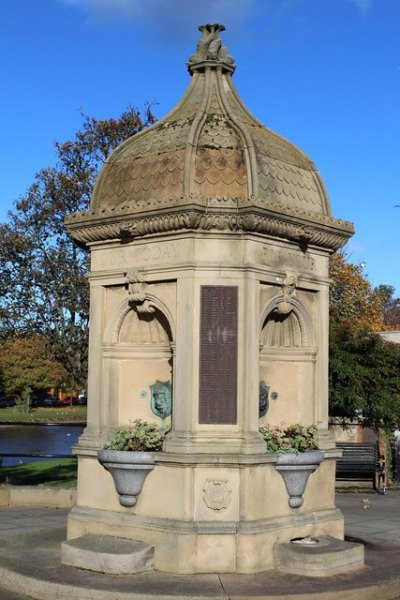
[64,24,356,574]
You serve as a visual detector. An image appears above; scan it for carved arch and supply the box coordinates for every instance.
[259,296,313,348]
[106,294,176,346]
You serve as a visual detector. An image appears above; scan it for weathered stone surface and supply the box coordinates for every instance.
[64,24,354,575]
[274,535,364,577]
[61,534,154,574]
[65,24,353,251]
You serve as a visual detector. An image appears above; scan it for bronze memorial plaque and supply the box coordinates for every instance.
[199,285,238,424]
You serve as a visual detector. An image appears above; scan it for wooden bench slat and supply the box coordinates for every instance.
[335,441,385,492]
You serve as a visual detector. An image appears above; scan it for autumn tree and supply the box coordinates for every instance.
[0,106,156,390]
[329,252,400,430]
[374,284,400,329]
[329,252,385,334]
[0,336,68,395]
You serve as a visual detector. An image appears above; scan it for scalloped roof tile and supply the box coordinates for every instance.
[91,25,331,218]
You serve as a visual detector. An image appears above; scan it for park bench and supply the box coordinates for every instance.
[335,441,386,494]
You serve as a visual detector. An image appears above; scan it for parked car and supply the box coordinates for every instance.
[42,396,60,407]
[58,396,78,406]
[31,397,45,407]
[0,396,16,408]
[77,396,87,406]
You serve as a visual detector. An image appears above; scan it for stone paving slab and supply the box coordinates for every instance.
[1,494,400,599]
[0,588,34,600]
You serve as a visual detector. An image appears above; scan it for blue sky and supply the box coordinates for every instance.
[1,0,399,293]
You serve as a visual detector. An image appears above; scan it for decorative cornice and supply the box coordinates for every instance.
[65,192,352,230]
[66,202,353,252]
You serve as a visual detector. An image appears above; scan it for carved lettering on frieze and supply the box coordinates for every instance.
[202,479,232,511]
[99,242,180,270]
[262,247,315,272]
[138,243,179,263]
[100,249,128,268]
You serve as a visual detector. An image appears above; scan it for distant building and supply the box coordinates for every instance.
[379,331,400,344]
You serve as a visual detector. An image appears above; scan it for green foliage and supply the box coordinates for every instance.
[0,405,86,423]
[374,284,400,329]
[0,458,77,487]
[329,327,400,430]
[105,419,166,452]
[0,336,67,394]
[329,253,400,433]
[259,423,319,454]
[0,106,156,389]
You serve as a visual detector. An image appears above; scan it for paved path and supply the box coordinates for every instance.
[0,492,400,599]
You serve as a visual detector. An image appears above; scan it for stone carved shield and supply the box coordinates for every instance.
[150,380,172,419]
[202,479,231,511]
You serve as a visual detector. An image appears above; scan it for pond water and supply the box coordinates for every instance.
[0,424,85,466]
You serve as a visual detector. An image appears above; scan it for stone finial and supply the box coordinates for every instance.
[188,24,235,74]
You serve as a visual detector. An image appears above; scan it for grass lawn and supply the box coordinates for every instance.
[0,405,87,423]
[0,457,77,487]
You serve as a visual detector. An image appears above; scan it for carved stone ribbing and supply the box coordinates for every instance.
[83,26,337,223]
[66,25,354,252]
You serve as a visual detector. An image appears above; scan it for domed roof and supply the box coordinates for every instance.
[66,24,353,251]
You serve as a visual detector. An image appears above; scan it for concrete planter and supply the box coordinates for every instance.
[97,449,155,508]
[275,450,325,508]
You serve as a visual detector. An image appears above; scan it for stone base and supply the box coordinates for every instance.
[274,535,364,577]
[61,534,154,574]
[66,505,345,574]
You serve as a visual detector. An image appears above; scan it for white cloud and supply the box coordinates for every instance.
[349,0,373,14]
[60,0,257,29]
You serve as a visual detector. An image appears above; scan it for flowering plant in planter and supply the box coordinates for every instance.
[259,422,319,454]
[98,419,168,507]
[104,419,166,452]
[259,422,323,508]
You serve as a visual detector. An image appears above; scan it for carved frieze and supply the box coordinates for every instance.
[66,203,353,252]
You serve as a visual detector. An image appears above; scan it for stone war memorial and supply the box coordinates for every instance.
[63,24,363,576]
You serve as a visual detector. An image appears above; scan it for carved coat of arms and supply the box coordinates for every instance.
[202,479,231,511]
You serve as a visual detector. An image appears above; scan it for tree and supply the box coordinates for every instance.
[374,284,400,329]
[0,106,156,389]
[0,336,68,395]
[329,252,385,334]
[329,326,400,430]
[329,253,400,430]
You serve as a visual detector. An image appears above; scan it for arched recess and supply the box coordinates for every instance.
[104,294,175,428]
[107,294,175,346]
[259,297,313,349]
[259,295,316,425]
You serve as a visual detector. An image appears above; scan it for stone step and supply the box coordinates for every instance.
[274,535,364,577]
[61,534,154,574]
